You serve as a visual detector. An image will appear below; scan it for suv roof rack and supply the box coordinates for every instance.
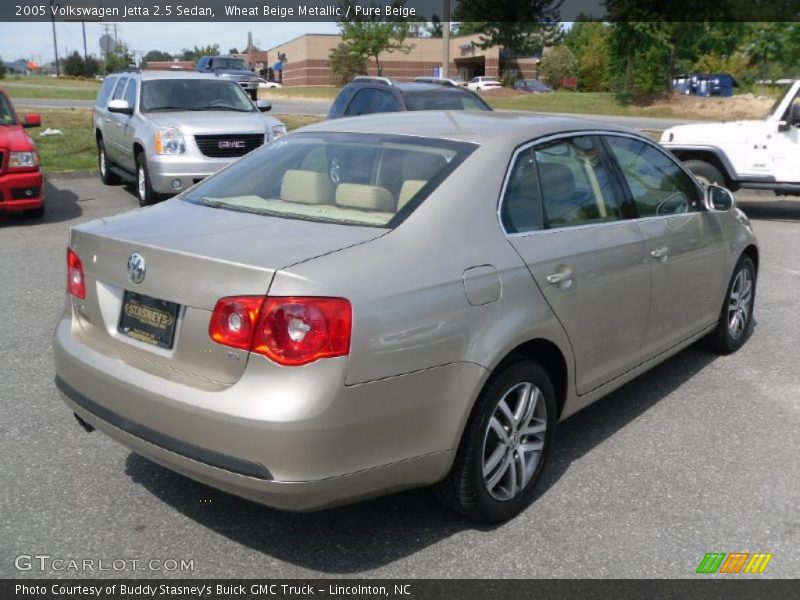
[352,76,393,86]
[414,77,457,87]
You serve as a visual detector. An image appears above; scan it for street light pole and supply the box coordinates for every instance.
[50,0,60,77]
[442,0,450,78]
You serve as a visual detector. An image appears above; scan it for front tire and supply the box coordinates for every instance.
[436,359,556,523]
[704,255,756,354]
[683,159,725,188]
[135,153,159,207]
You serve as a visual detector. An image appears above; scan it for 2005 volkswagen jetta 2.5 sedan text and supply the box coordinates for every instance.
[54,112,758,522]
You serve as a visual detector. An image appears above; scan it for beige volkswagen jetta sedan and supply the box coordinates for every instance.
[54,112,758,522]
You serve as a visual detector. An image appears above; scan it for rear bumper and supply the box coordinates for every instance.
[0,169,44,211]
[53,315,484,510]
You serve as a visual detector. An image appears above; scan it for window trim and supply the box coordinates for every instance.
[497,130,707,238]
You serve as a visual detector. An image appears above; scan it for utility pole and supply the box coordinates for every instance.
[49,0,60,77]
[82,21,89,68]
[442,0,450,78]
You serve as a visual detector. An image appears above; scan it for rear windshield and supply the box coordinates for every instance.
[403,91,491,112]
[209,57,248,70]
[141,79,255,112]
[183,132,477,228]
[0,94,17,125]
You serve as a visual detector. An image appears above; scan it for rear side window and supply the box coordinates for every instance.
[96,76,118,107]
[535,136,624,229]
[112,78,128,101]
[604,136,700,217]
[403,92,490,111]
[345,89,375,116]
[330,87,356,116]
[501,148,543,234]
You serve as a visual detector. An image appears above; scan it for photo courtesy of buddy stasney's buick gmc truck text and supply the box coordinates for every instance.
[55,111,758,523]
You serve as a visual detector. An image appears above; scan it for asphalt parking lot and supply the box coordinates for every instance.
[1,175,798,578]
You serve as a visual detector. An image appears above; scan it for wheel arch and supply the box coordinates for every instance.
[742,244,759,273]
[669,147,740,191]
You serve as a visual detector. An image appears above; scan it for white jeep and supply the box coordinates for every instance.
[661,80,800,197]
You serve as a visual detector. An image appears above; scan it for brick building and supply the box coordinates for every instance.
[267,33,539,86]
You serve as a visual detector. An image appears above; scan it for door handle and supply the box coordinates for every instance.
[651,246,670,260]
[546,267,574,285]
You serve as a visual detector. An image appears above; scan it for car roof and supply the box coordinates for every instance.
[108,70,228,81]
[298,110,642,148]
[345,81,471,94]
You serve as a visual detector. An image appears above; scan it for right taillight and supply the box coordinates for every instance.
[66,248,85,299]
[209,296,351,366]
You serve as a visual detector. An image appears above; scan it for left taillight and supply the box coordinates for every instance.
[209,296,352,366]
[66,248,85,299]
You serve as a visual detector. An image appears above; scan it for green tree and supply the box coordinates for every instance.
[539,45,577,89]
[563,21,610,91]
[141,49,173,68]
[329,43,368,85]
[180,44,220,62]
[63,51,85,77]
[104,44,135,73]
[452,0,561,55]
[337,1,414,76]
[0,56,7,79]
[229,47,240,55]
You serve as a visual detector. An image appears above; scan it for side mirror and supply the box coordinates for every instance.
[705,184,734,212]
[256,99,272,112]
[23,113,42,128]
[107,99,133,115]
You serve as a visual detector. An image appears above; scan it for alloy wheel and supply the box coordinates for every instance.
[728,266,753,339]
[482,381,548,501]
[137,165,146,203]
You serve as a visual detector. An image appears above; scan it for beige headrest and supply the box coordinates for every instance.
[280,170,335,205]
[335,183,396,212]
[397,180,427,211]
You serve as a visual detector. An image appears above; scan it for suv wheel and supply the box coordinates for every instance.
[436,359,556,522]
[704,255,757,354]
[135,153,158,207]
[98,140,121,185]
[683,159,725,188]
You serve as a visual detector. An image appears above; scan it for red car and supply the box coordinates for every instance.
[0,86,44,218]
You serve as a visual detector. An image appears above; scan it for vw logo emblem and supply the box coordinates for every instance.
[127,252,146,284]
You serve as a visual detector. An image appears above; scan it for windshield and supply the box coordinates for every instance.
[183,132,476,227]
[210,57,248,71]
[767,84,793,119]
[403,91,491,111]
[0,94,17,125]
[141,79,255,112]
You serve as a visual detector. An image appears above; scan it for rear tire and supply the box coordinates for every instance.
[98,139,121,185]
[683,159,725,188]
[704,255,756,354]
[436,359,556,523]
[135,153,159,207]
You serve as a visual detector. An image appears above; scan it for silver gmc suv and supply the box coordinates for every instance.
[93,70,286,206]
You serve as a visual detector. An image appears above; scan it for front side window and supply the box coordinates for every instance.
[124,78,138,109]
[0,94,16,125]
[141,79,255,112]
[604,136,700,217]
[183,133,476,228]
[373,89,400,113]
[111,78,128,101]
[535,136,624,229]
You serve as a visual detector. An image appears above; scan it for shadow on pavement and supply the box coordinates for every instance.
[0,178,82,228]
[737,198,800,222]
[125,338,730,573]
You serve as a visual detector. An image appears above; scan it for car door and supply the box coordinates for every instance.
[117,77,138,172]
[603,134,727,359]
[772,97,800,182]
[104,77,129,165]
[503,135,652,395]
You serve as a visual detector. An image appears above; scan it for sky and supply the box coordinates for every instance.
[0,21,340,64]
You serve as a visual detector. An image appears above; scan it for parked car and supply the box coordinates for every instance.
[196,55,260,100]
[55,111,758,523]
[93,70,286,207]
[328,77,491,118]
[257,78,282,89]
[467,76,503,91]
[414,76,467,87]
[662,79,800,197]
[514,79,553,94]
[0,86,44,218]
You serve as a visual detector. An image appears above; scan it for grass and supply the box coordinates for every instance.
[4,82,98,101]
[28,109,325,172]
